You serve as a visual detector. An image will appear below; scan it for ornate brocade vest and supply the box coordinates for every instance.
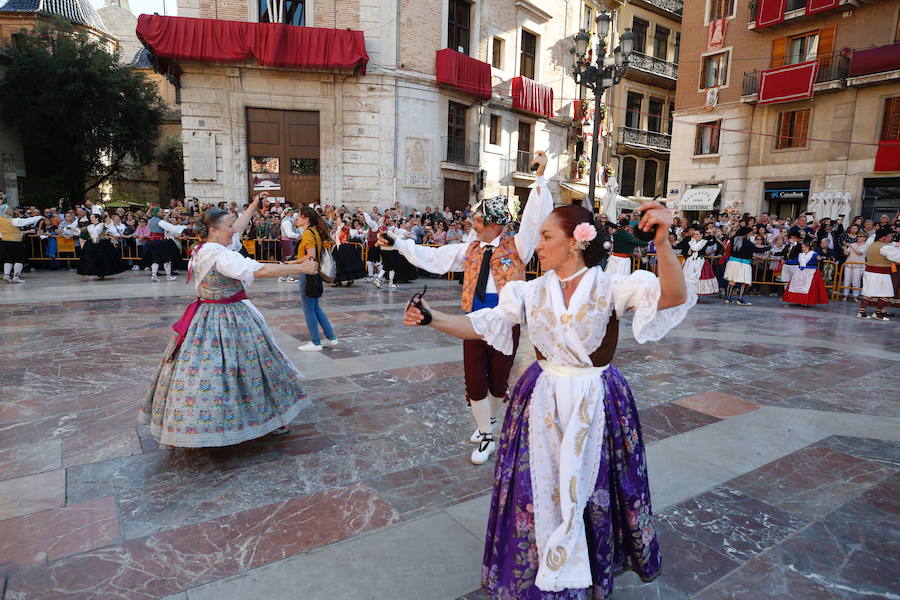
[460,234,525,312]
[866,241,891,268]
[0,217,23,242]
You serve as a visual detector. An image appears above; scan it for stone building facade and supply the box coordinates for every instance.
[668,0,900,219]
[159,0,590,211]
[604,0,682,204]
[96,0,142,62]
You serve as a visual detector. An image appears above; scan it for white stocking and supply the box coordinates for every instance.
[470,397,493,435]
[164,262,172,277]
[488,393,504,421]
[2,264,10,277]
[13,263,23,278]
[151,263,159,278]
[366,262,374,277]
[388,270,395,284]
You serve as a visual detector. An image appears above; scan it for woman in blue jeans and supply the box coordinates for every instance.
[294,208,338,351]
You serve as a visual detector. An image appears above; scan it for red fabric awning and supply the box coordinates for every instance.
[755,0,786,28]
[850,43,900,77]
[874,140,900,173]
[435,49,492,99]
[512,76,554,118]
[758,60,819,105]
[135,15,369,74]
[805,0,839,16]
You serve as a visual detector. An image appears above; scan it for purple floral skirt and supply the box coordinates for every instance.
[482,362,661,599]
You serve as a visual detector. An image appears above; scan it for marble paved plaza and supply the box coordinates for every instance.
[0,271,897,600]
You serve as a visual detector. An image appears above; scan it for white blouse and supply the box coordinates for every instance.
[86,223,106,243]
[686,238,708,260]
[189,242,263,292]
[881,243,900,263]
[159,220,187,242]
[467,267,695,592]
[798,250,816,268]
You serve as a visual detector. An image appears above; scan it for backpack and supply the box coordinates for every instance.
[310,228,336,283]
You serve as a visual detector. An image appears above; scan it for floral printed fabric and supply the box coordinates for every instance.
[482,362,661,599]
[139,269,309,447]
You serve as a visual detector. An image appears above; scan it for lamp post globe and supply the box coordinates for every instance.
[574,30,590,58]
[595,12,611,39]
[620,28,635,58]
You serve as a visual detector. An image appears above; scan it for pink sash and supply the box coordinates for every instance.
[168,289,248,360]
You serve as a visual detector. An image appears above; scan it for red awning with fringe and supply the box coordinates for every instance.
[755,0,786,28]
[757,60,819,105]
[135,15,369,74]
[435,49,492,99]
[511,76,554,118]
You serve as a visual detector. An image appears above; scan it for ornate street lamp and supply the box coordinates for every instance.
[571,13,634,209]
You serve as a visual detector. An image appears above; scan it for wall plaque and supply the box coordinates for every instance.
[189,133,217,181]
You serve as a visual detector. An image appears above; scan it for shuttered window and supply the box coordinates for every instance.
[771,24,835,68]
[491,37,503,69]
[788,32,818,65]
[775,109,810,149]
[621,157,637,196]
[695,120,721,155]
[448,0,471,55]
[520,30,537,79]
[707,0,735,21]
[771,37,786,68]
[701,51,729,88]
[642,160,658,197]
[881,97,900,140]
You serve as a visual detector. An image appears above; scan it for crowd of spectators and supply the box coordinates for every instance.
[7,195,900,297]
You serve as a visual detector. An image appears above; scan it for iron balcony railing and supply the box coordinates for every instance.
[617,127,672,152]
[627,51,678,80]
[642,0,683,16]
[443,136,479,167]
[742,53,851,96]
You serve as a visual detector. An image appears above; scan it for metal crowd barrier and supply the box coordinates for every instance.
[832,260,866,299]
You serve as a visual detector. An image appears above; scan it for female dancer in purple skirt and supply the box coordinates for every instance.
[403,202,694,598]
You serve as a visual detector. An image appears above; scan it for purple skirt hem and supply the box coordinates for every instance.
[481,361,662,600]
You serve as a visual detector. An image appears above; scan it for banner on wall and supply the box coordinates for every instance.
[703,87,719,111]
[707,18,727,51]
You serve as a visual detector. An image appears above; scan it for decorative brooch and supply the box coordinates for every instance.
[500,257,512,271]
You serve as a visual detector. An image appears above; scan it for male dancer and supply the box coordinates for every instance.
[857,227,898,321]
[385,151,553,464]
[605,221,648,275]
[0,204,43,283]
